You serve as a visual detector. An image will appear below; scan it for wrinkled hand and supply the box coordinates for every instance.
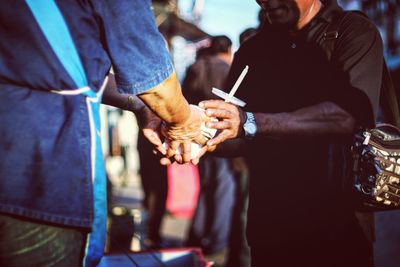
[199,100,246,147]
[161,104,209,164]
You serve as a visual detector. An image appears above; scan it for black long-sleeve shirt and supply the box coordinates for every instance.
[225,0,382,263]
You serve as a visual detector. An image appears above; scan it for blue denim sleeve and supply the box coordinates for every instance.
[92,0,173,95]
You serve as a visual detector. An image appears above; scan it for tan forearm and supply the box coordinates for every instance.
[138,71,190,125]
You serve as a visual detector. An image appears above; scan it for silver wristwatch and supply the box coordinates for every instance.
[243,112,257,139]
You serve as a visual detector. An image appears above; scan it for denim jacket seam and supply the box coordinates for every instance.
[0,204,92,228]
[117,65,173,95]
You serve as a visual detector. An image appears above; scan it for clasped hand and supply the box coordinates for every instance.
[139,101,244,165]
[161,104,210,164]
[138,104,210,164]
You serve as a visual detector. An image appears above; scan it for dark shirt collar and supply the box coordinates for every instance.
[261,0,342,28]
[295,0,343,41]
[259,0,343,42]
[314,0,343,23]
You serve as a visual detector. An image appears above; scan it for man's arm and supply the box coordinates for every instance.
[200,100,355,147]
[102,72,192,127]
[253,101,355,138]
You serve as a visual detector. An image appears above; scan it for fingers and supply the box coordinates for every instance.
[167,140,180,158]
[206,120,233,130]
[160,157,172,165]
[207,131,232,147]
[191,145,207,165]
[152,145,166,156]
[199,99,229,109]
[143,129,166,155]
[181,141,192,164]
[192,143,217,164]
[206,115,240,141]
[201,100,240,122]
[142,129,161,145]
[160,141,211,165]
[205,108,237,120]
[173,153,183,164]
[163,140,192,164]
[199,100,242,142]
[193,133,207,146]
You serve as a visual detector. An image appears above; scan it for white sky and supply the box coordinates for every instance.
[180,0,261,50]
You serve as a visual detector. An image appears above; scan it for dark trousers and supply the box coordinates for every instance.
[0,214,87,267]
[137,133,168,247]
[226,157,251,267]
[250,222,374,267]
[187,155,235,254]
[251,243,373,267]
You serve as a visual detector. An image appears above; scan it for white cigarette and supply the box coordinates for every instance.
[227,65,249,101]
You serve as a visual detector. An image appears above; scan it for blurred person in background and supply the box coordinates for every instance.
[0,1,207,266]
[182,35,233,103]
[137,122,169,249]
[182,35,248,267]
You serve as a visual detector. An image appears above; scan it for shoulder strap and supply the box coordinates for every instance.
[26,0,88,89]
[321,10,400,127]
[321,11,344,62]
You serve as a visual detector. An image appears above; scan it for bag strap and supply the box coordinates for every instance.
[321,11,351,62]
[376,123,400,133]
[320,10,400,128]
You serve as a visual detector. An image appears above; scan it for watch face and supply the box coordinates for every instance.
[245,123,257,135]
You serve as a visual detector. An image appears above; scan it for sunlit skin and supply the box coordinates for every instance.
[257,0,322,30]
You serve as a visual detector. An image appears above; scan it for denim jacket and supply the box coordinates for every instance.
[0,0,173,228]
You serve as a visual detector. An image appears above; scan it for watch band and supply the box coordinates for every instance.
[244,112,257,139]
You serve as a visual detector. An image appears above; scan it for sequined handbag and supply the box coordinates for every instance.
[350,124,400,211]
